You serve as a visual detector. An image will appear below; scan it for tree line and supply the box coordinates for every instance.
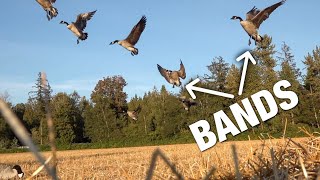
[0,36,319,149]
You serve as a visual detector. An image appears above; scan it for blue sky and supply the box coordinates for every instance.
[1,1,319,104]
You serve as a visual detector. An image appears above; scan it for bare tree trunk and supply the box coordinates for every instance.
[291,112,295,125]
[102,108,110,138]
[310,85,318,126]
[144,116,147,135]
[40,119,43,145]
[162,94,165,124]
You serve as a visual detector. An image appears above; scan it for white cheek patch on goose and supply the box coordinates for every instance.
[18,173,24,178]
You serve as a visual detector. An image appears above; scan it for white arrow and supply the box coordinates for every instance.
[236,51,257,96]
[186,78,235,99]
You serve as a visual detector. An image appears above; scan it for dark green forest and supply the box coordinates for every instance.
[1,36,320,150]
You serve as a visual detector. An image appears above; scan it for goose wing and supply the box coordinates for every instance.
[0,165,13,178]
[37,0,55,7]
[127,110,139,120]
[157,64,171,83]
[127,111,134,117]
[179,96,187,102]
[125,16,147,45]
[246,6,260,20]
[134,105,141,113]
[75,10,97,31]
[178,60,186,79]
[188,98,197,106]
[251,0,286,28]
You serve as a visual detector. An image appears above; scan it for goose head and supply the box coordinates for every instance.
[13,165,24,178]
[109,40,119,45]
[59,21,69,26]
[230,16,243,21]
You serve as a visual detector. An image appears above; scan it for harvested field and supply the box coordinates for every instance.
[1,136,319,179]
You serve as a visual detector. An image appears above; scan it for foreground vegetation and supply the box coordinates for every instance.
[0,134,318,179]
[1,36,320,150]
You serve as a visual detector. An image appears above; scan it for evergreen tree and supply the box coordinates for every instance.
[205,56,231,110]
[250,36,279,131]
[277,42,302,125]
[78,96,92,142]
[25,72,52,145]
[303,46,320,127]
[304,46,320,92]
[69,91,85,143]
[252,35,278,91]
[205,56,230,91]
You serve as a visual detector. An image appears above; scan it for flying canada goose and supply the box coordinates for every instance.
[126,105,141,121]
[157,60,186,88]
[231,0,286,45]
[179,96,197,111]
[60,10,97,44]
[36,0,58,21]
[0,164,24,179]
[109,16,147,56]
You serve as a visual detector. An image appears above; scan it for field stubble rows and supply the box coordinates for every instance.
[0,138,313,179]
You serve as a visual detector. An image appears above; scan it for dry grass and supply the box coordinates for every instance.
[1,136,318,180]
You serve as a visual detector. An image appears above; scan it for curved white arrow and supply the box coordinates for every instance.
[186,78,235,99]
[236,51,257,95]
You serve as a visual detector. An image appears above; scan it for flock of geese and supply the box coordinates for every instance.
[34,0,287,75]
[34,0,287,121]
[1,1,288,178]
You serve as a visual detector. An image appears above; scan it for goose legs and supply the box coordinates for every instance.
[131,48,139,56]
[46,10,51,21]
[248,35,259,46]
[45,7,58,21]
[46,9,55,21]
[255,34,258,45]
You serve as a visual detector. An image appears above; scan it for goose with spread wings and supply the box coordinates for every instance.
[179,96,197,111]
[126,105,141,121]
[36,0,58,20]
[157,60,186,88]
[60,10,97,44]
[110,16,147,56]
[231,0,286,45]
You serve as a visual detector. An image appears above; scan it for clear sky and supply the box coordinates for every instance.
[1,1,319,104]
